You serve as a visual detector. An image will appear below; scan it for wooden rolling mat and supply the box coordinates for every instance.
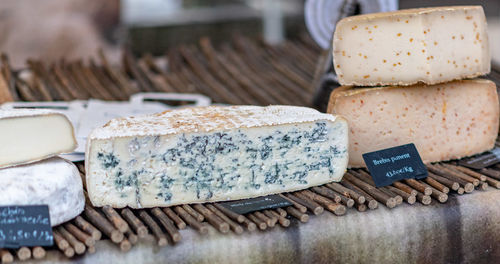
[0,35,499,262]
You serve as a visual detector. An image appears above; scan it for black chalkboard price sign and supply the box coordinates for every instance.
[362,143,428,187]
[0,205,54,248]
[219,194,292,215]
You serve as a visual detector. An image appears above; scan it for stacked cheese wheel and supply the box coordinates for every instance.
[327,6,499,167]
[0,110,84,226]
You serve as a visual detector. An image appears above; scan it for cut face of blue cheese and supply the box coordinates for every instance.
[333,6,490,86]
[0,157,85,226]
[0,109,77,168]
[86,105,348,208]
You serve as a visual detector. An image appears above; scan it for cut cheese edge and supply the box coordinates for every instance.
[327,79,499,167]
[86,105,349,208]
[0,109,77,168]
[0,157,85,226]
[333,6,490,86]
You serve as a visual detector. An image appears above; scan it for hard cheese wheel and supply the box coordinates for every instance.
[0,157,85,226]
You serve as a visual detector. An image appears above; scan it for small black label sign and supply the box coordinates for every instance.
[0,205,54,248]
[362,143,428,187]
[219,194,292,215]
[458,147,500,169]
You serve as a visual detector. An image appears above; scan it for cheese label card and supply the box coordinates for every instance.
[0,205,54,248]
[219,195,292,215]
[362,143,428,187]
[458,147,500,169]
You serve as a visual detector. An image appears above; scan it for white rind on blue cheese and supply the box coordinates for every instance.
[0,157,85,226]
[86,105,349,208]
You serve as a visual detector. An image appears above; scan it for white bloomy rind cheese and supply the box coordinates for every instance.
[333,6,490,86]
[0,109,77,168]
[0,157,85,226]
[86,105,348,208]
[328,79,499,168]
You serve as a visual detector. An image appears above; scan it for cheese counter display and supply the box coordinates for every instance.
[0,4,499,264]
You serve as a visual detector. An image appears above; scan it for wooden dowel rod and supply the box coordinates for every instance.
[64,222,95,247]
[240,216,257,231]
[207,204,244,234]
[125,228,138,245]
[423,177,449,194]
[326,182,365,204]
[16,247,31,261]
[436,164,480,186]
[121,208,148,238]
[0,249,13,263]
[74,216,102,241]
[445,165,486,181]
[213,203,245,223]
[150,208,182,242]
[344,173,396,208]
[286,206,309,223]
[427,165,474,192]
[120,239,132,252]
[138,210,168,247]
[87,246,96,254]
[279,194,307,213]
[416,193,432,205]
[193,204,230,233]
[182,205,204,222]
[300,190,347,215]
[386,185,416,204]
[253,211,275,227]
[102,206,129,233]
[270,210,290,227]
[356,203,367,212]
[173,206,209,234]
[287,193,323,215]
[479,168,500,180]
[392,181,418,196]
[457,187,465,195]
[57,226,86,255]
[428,172,460,191]
[341,179,378,209]
[422,183,448,203]
[479,182,489,191]
[53,229,69,250]
[403,179,432,196]
[84,205,123,243]
[247,213,267,230]
[312,186,342,203]
[32,246,46,259]
[276,208,287,218]
[484,175,500,189]
[162,207,187,229]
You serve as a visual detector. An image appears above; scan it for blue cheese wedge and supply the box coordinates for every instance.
[333,6,490,86]
[0,157,85,226]
[86,105,348,208]
[0,109,77,168]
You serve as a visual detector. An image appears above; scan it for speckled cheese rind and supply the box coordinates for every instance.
[333,6,490,86]
[0,109,77,168]
[86,105,349,208]
[0,157,85,226]
[327,79,499,168]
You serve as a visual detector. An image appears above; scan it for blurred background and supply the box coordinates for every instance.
[0,0,499,69]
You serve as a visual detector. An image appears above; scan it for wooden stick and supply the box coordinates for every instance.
[276,208,287,218]
[326,182,365,204]
[403,179,432,195]
[445,165,486,181]
[300,190,347,215]
[392,181,418,196]
[138,210,168,247]
[286,193,323,215]
[279,194,307,213]
[263,210,279,227]
[125,228,138,245]
[479,168,500,180]
[102,206,129,233]
[356,203,367,212]
[62,247,75,258]
[207,204,244,234]
[240,216,257,231]
[16,247,31,261]
[53,229,69,250]
[416,193,432,205]
[422,183,448,203]
[0,249,13,263]
[120,239,132,252]
[121,208,148,238]
[150,208,182,242]
[479,182,489,191]
[484,175,500,189]
[247,213,267,230]
[427,165,475,192]
[377,187,403,205]
[87,246,96,254]
[253,211,275,227]
[213,203,245,223]
[57,226,86,254]
[457,187,465,195]
[341,179,378,209]
[74,216,102,241]
[270,210,290,227]
[32,246,46,259]
[286,206,309,223]
[428,172,460,191]
[173,206,209,234]
[344,173,396,208]
[193,204,230,233]
[162,207,187,229]
[84,205,123,243]
[65,222,95,247]
[436,164,480,186]
[423,176,449,194]
[386,185,416,204]
[182,205,204,222]
[312,186,342,203]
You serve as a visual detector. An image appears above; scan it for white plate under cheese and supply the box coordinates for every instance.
[333,6,490,86]
[0,109,77,168]
[0,157,85,226]
[86,105,349,208]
